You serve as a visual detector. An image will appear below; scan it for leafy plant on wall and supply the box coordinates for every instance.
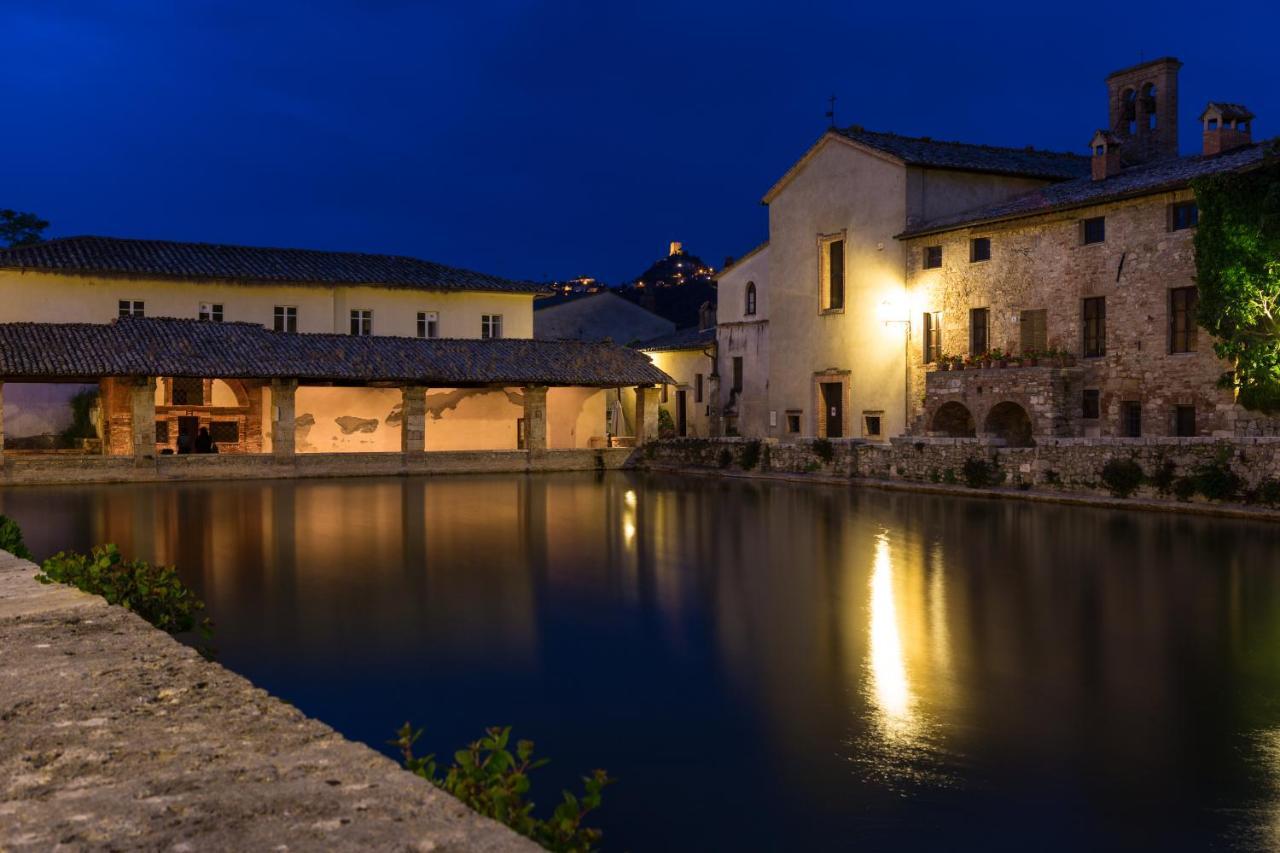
[1192,146,1280,411]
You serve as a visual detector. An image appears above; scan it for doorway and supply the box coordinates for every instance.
[177,416,200,454]
[676,390,688,437]
[820,382,843,438]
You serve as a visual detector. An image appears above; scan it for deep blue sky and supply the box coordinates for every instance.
[4,1,1276,283]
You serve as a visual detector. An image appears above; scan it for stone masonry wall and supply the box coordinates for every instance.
[904,189,1280,439]
[645,436,1280,508]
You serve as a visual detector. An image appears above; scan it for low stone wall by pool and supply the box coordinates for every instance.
[643,436,1280,514]
[0,447,637,486]
[0,550,538,851]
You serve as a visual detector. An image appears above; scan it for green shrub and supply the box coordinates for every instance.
[657,407,675,439]
[942,467,957,485]
[928,468,940,483]
[0,515,33,560]
[739,440,762,471]
[717,448,733,469]
[1149,459,1177,494]
[760,444,771,471]
[1100,458,1145,498]
[1042,469,1061,486]
[811,438,834,464]
[1254,478,1280,507]
[395,724,611,853]
[1191,456,1243,502]
[37,544,211,638]
[962,456,1002,488]
[1173,476,1197,502]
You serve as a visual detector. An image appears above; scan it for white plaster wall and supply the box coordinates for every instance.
[0,271,534,339]
[716,245,770,437]
[767,140,910,439]
[547,387,608,449]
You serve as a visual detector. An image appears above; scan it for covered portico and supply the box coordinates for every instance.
[0,318,671,482]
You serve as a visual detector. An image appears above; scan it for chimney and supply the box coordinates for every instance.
[1201,102,1255,156]
[1090,131,1123,181]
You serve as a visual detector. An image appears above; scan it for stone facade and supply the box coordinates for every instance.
[715,243,771,437]
[904,188,1278,439]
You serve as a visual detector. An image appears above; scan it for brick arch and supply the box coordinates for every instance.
[983,400,1034,447]
[930,400,976,438]
[213,378,252,408]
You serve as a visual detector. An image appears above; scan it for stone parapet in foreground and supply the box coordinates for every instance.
[0,550,538,851]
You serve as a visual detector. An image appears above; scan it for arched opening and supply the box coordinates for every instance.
[930,402,976,437]
[1141,83,1157,130]
[745,281,757,316]
[984,401,1034,447]
[1122,88,1137,135]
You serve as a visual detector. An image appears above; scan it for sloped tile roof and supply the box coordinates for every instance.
[0,236,548,295]
[835,127,1090,180]
[899,142,1272,238]
[0,318,672,387]
[636,325,716,352]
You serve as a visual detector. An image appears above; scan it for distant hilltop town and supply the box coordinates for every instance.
[543,241,718,329]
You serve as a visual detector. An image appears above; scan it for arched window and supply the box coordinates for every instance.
[745,282,757,316]
[1122,88,1137,135]
[1142,83,1157,130]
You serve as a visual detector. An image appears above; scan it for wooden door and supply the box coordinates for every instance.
[821,382,843,438]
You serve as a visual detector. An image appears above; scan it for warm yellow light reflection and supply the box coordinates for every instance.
[624,489,637,508]
[868,532,915,737]
[623,519,636,545]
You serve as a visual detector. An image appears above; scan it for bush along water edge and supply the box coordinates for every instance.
[394,723,612,853]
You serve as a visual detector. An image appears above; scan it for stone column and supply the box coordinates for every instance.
[401,386,428,454]
[707,373,722,438]
[523,385,548,452]
[634,385,659,445]
[129,377,158,461]
[271,379,298,459]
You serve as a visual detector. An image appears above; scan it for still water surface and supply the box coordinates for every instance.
[5,472,1280,850]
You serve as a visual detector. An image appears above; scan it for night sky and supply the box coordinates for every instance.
[4,1,1276,283]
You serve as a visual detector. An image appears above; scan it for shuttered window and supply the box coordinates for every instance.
[1083,297,1106,357]
[1019,309,1047,353]
[969,308,989,355]
[1169,287,1197,353]
[823,239,845,311]
[923,312,943,363]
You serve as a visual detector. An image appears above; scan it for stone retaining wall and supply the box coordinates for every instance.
[0,550,537,851]
[644,436,1280,508]
[0,447,636,486]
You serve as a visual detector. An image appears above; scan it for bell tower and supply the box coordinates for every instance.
[1106,57,1181,165]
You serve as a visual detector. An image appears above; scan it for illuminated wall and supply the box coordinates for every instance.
[0,271,535,339]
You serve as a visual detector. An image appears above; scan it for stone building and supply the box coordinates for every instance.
[714,242,770,437]
[626,325,717,438]
[727,113,1088,441]
[533,290,674,344]
[0,236,672,474]
[901,58,1274,443]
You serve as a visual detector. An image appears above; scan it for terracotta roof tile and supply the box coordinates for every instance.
[0,318,671,387]
[0,236,548,295]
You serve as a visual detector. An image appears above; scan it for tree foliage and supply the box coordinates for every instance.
[1192,147,1280,411]
[0,209,48,247]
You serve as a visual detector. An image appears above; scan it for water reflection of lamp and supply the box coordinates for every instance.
[622,490,637,546]
[869,532,914,738]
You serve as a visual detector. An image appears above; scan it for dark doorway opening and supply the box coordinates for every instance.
[177,416,200,454]
[821,382,843,438]
[676,390,688,437]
